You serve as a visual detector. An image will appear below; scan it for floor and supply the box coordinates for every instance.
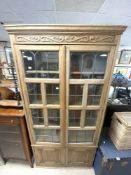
[0,159,95,175]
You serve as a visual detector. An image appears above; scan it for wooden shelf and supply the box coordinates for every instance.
[0,100,22,107]
[71,72,104,74]
[0,79,15,88]
[115,64,131,68]
[68,127,96,130]
[26,70,59,74]
[0,84,15,88]
[0,66,15,69]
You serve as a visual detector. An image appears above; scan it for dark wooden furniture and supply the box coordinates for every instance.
[0,108,33,167]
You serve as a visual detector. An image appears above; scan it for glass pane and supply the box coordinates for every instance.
[69,110,81,126]
[31,109,44,125]
[85,110,98,126]
[70,52,108,79]
[48,109,60,126]
[87,84,103,105]
[68,130,95,143]
[69,84,83,105]
[34,129,60,143]
[27,83,42,104]
[21,51,59,78]
[46,84,59,104]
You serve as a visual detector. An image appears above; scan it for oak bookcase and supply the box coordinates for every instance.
[5,25,126,167]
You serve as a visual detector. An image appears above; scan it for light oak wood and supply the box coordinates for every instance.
[5,24,126,45]
[65,45,70,156]
[41,83,48,126]
[68,127,96,130]
[80,110,86,128]
[109,112,131,150]
[5,24,126,167]
[0,80,14,88]
[33,125,60,129]
[59,46,66,146]
[25,78,60,83]
[0,100,22,107]
[32,146,65,166]
[68,146,96,167]
[94,45,120,145]
[70,79,104,84]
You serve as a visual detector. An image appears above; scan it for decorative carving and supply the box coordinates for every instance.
[15,34,115,44]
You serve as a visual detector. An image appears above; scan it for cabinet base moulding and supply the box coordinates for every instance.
[32,145,97,167]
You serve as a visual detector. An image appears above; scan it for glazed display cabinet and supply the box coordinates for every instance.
[5,25,126,167]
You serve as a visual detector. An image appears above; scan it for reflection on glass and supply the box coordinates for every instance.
[31,109,44,125]
[21,51,59,78]
[85,110,98,126]
[27,83,42,104]
[69,110,81,126]
[69,84,83,105]
[48,109,60,126]
[34,129,60,142]
[70,52,108,79]
[46,84,59,104]
[68,130,94,143]
[87,84,103,105]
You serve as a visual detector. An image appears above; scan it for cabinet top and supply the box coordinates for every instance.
[0,108,24,117]
[4,24,126,35]
[4,25,126,45]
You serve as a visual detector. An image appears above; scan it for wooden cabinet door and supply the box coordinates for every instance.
[68,147,96,167]
[13,44,116,166]
[14,45,66,148]
[33,146,65,166]
[66,45,116,165]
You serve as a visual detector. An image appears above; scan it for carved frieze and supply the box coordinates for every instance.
[15,33,115,44]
